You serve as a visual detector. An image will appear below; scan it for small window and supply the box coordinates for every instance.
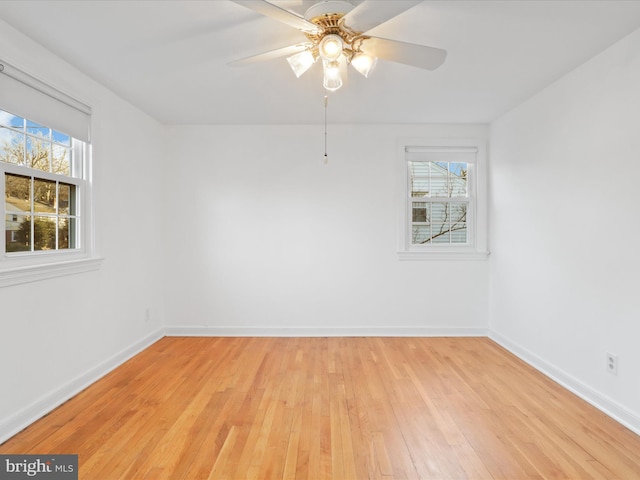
[398,140,488,260]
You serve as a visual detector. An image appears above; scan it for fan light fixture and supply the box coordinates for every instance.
[231,0,448,94]
[283,1,381,92]
[322,59,343,91]
[350,52,377,78]
[287,49,317,78]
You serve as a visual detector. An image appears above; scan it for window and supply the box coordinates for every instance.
[410,161,469,245]
[398,139,488,260]
[0,60,100,286]
[2,112,81,253]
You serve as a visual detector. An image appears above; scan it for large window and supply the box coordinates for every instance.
[0,60,98,286]
[398,140,488,260]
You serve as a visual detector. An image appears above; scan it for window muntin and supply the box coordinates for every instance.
[1,109,82,255]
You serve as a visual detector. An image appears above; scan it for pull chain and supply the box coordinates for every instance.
[323,94,328,164]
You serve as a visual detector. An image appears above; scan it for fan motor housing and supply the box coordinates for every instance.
[303,1,362,50]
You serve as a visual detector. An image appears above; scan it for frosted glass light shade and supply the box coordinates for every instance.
[287,50,316,78]
[351,53,377,78]
[323,60,342,91]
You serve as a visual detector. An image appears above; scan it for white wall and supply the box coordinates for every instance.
[0,19,165,442]
[163,124,490,335]
[490,28,640,432]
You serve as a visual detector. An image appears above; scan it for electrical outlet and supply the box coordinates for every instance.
[145,308,151,323]
[606,352,618,375]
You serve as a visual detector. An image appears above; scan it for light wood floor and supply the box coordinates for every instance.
[2,337,640,479]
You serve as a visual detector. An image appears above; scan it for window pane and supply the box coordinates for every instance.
[411,177,429,197]
[5,214,31,252]
[52,130,71,146]
[58,217,76,249]
[409,162,430,197]
[431,203,468,244]
[431,202,448,223]
[0,127,25,165]
[34,179,56,214]
[5,174,31,212]
[450,203,467,244]
[409,161,430,176]
[33,216,56,250]
[412,202,428,223]
[450,163,468,197]
[412,225,431,244]
[52,143,70,175]
[451,224,467,243]
[26,119,50,139]
[58,183,76,215]
[0,110,24,129]
[411,201,468,245]
[26,136,51,172]
[432,231,451,244]
[431,163,450,197]
[450,203,467,223]
[430,202,450,242]
[409,161,469,199]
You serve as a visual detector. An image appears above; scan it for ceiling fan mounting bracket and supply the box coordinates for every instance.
[301,0,366,62]
[305,13,362,55]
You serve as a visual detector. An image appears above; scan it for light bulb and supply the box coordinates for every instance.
[287,49,317,78]
[323,60,342,91]
[319,34,343,61]
[351,52,377,78]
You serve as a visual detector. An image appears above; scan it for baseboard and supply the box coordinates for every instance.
[0,328,164,445]
[489,330,640,437]
[164,325,489,337]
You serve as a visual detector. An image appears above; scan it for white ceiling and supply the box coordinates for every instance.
[1,1,640,125]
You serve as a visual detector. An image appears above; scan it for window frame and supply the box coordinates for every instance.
[397,138,489,261]
[0,61,100,287]
[0,136,98,286]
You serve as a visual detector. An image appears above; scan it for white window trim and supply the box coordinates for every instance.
[397,138,489,261]
[0,61,102,287]
[0,257,102,288]
[0,141,101,286]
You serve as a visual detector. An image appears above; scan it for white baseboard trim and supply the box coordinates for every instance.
[0,328,164,445]
[489,330,640,437]
[164,326,489,337]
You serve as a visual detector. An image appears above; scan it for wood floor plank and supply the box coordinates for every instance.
[2,336,640,479]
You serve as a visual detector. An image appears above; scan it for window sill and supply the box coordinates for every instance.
[397,251,490,261]
[0,256,103,287]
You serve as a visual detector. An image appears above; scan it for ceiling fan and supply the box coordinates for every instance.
[229,0,447,92]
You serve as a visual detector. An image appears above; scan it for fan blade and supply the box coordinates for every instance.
[229,43,312,66]
[231,0,322,34]
[360,37,446,71]
[342,0,422,34]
